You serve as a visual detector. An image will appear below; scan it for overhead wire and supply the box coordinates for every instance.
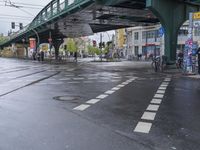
[0,0,44,7]
[0,14,33,19]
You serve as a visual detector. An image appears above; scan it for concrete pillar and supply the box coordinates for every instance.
[53,39,64,60]
[146,0,199,63]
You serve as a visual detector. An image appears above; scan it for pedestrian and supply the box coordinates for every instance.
[37,52,40,61]
[74,51,78,62]
[32,51,36,60]
[41,51,44,61]
[197,47,200,74]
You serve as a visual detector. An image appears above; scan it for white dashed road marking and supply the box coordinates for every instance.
[151,99,162,104]
[146,104,160,111]
[156,90,165,94]
[160,84,168,87]
[154,94,164,99]
[117,84,125,88]
[86,99,101,104]
[112,87,120,91]
[141,112,156,121]
[73,104,91,111]
[159,87,167,90]
[134,122,152,134]
[134,77,171,134]
[73,78,85,80]
[105,90,115,94]
[73,77,137,111]
[96,94,109,99]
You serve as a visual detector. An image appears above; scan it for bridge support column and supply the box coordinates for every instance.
[146,0,198,63]
[53,39,64,60]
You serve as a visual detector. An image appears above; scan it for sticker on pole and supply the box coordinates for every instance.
[193,12,200,20]
[159,27,165,37]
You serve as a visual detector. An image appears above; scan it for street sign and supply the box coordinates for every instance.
[193,12,200,20]
[41,44,48,51]
[158,27,165,37]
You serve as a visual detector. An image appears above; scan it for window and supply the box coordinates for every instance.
[134,32,139,40]
[142,31,147,39]
[134,46,139,56]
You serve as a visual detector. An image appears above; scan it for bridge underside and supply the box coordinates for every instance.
[43,4,158,39]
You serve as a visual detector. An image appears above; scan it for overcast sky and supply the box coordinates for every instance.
[0,0,52,35]
[0,0,114,42]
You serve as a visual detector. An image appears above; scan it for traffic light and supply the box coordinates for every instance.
[11,22,15,29]
[93,40,97,47]
[102,42,105,48]
[99,42,102,48]
[19,23,23,30]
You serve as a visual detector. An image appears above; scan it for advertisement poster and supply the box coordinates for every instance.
[29,38,36,51]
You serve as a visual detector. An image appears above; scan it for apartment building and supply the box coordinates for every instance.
[125,23,200,59]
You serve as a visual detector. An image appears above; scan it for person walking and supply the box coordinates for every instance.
[41,51,44,61]
[197,48,200,74]
[74,51,78,62]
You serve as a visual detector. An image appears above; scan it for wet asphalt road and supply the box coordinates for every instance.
[0,58,199,150]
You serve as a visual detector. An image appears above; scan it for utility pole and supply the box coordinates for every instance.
[100,33,103,62]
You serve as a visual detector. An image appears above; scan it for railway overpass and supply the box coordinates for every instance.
[0,0,200,62]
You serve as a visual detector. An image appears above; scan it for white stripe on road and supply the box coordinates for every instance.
[151,99,162,104]
[105,90,115,94]
[88,77,98,80]
[164,78,171,82]
[146,104,160,111]
[112,87,120,91]
[134,122,152,134]
[162,82,169,85]
[159,87,167,90]
[160,84,168,87]
[73,104,91,111]
[134,77,171,134]
[117,84,125,88]
[154,94,164,99]
[83,81,94,83]
[156,90,165,94]
[141,112,156,121]
[112,77,122,79]
[73,78,85,80]
[86,99,101,104]
[121,82,129,85]
[96,94,109,99]
[68,82,80,84]
[73,77,137,111]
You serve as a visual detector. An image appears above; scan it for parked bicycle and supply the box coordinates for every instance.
[176,51,184,69]
[152,56,161,72]
[176,57,183,69]
[151,55,167,72]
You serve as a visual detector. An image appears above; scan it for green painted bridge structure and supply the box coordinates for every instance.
[1,0,200,62]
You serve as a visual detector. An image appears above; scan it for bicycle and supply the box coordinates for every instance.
[151,56,161,72]
[176,57,183,69]
[151,55,167,72]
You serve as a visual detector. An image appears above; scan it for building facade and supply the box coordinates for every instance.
[125,23,200,60]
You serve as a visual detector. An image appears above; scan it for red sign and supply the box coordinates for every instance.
[29,38,36,49]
